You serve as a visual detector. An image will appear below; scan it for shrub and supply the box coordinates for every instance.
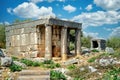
[20,58,33,66]
[43,60,54,64]
[9,63,22,72]
[32,61,41,67]
[107,37,120,50]
[55,63,61,67]
[50,70,66,80]
[113,48,120,59]
[11,56,19,61]
[20,58,42,67]
[103,67,120,80]
[45,63,61,69]
[69,42,75,51]
[67,64,76,70]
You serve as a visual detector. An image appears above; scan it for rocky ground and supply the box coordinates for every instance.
[0,48,120,80]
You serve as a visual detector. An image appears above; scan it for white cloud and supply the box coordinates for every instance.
[29,0,43,3]
[103,27,113,31]
[83,31,99,38]
[63,5,76,13]
[72,11,120,29]
[110,27,120,37]
[7,8,12,14]
[0,21,10,25]
[85,4,92,11]
[7,2,55,19]
[94,0,120,10]
[29,0,65,3]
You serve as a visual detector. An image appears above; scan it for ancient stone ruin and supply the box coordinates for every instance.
[91,39,106,51]
[5,17,82,61]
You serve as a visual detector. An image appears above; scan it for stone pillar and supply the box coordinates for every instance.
[61,27,68,61]
[98,40,101,51]
[45,24,52,60]
[75,28,81,56]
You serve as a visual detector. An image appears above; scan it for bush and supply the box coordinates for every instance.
[32,61,41,67]
[20,58,42,67]
[43,60,54,64]
[0,24,6,48]
[107,37,120,50]
[69,42,75,51]
[45,62,61,69]
[67,64,76,70]
[50,70,66,80]
[20,58,33,66]
[103,67,120,80]
[113,48,120,59]
[81,36,91,48]
[11,56,19,61]
[55,63,61,67]
[9,63,22,72]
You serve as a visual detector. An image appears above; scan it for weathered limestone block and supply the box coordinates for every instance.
[27,45,38,51]
[6,37,11,47]
[14,35,20,46]
[13,61,27,68]
[20,46,28,52]
[20,52,29,57]
[20,34,30,46]
[20,28,24,34]
[11,36,15,46]
[30,51,38,58]
[1,57,12,67]
[30,33,38,45]
[13,29,21,35]
[14,47,21,52]
[20,34,26,46]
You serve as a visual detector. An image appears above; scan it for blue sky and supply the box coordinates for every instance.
[0,0,120,39]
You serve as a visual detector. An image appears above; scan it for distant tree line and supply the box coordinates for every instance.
[0,24,5,48]
[106,37,120,50]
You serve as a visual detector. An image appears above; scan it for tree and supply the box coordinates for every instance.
[81,36,92,48]
[106,37,120,50]
[0,24,6,48]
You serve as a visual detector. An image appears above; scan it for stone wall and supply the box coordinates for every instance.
[6,24,39,57]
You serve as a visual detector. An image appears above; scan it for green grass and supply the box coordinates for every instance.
[50,70,66,80]
[87,57,97,63]
[20,58,61,69]
[9,63,22,72]
[67,64,76,70]
[103,67,120,80]
[11,56,19,61]
[91,49,99,52]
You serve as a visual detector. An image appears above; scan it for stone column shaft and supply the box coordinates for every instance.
[75,29,81,56]
[45,24,52,60]
[61,27,67,61]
